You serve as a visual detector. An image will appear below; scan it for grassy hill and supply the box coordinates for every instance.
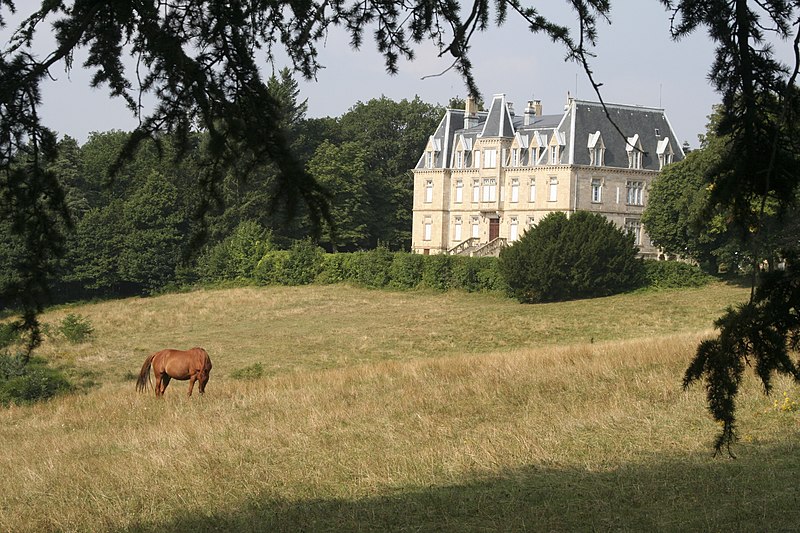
[2,283,799,532]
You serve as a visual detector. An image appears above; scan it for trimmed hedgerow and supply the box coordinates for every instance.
[644,259,714,289]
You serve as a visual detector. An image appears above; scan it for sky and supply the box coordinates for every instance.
[2,2,794,148]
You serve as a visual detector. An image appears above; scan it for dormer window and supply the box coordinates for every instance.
[425,151,435,169]
[588,131,605,167]
[511,148,520,167]
[454,150,464,169]
[626,134,643,170]
[656,137,674,170]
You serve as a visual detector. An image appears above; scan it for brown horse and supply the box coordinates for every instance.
[136,347,212,397]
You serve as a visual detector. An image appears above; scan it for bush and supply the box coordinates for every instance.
[281,240,325,285]
[644,260,714,289]
[58,313,94,344]
[317,253,349,284]
[0,355,73,406]
[253,250,290,285]
[0,322,19,349]
[230,363,265,380]
[498,211,646,303]
[197,220,273,282]
[422,254,452,291]
[389,252,425,289]
[348,246,394,288]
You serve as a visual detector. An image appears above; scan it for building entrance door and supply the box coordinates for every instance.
[489,218,500,241]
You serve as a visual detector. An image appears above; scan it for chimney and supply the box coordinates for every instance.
[524,100,543,126]
[464,95,479,129]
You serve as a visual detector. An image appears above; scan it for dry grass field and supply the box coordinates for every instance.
[2,282,799,532]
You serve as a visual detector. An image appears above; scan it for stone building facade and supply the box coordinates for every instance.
[411,93,685,257]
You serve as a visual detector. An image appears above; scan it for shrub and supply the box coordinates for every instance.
[347,246,394,288]
[281,240,325,285]
[317,253,349,284]
[644,260,714,289]
[197,220,273,282]
[422,254,452,291]
[0,322,19,349]
[389,252,424,289]
[0,355,73,406]
[498,211,646,303]
[58,313,94,344]
[253,250,290,285]
[475,256,508,293]
[230,363,265,380]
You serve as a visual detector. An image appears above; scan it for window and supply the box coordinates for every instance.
[423,219,432,241]
[527,216,535,230]
[455,180,463,204]
[482,178,497,202]
[548,177,558,202]
[471,216,480,238]
[510,178,519,203]
[590,147,605,166]
[483,149,497,168]
[550,145,559,165]
[425,151,435,169]
[424,180,433,203]
[626,181,644,205]
[455,151,464,169]
[625,218,642,245]
[530,147,539,165]
[509,216,519,241]
[474,150,481,168]
[454,216,462,242]
[529,178,536,203]
[658,152,673,169]
[628,150,642,169]
[511,149,519,167]
[591,178,602,203]
[472,179,480,203]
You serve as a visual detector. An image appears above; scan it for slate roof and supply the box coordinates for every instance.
[415,94,684,170]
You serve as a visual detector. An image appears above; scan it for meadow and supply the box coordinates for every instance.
[2,282,799,532]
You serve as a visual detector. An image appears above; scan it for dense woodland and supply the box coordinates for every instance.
[0,70,443,303]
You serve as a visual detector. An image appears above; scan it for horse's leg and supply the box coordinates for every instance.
[187,374,197,397]
[154,372,163,397]
[160,375,171,396]
[199,372,209,394]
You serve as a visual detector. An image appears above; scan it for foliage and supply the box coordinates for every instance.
[346,246,395,288]
[281,240,326,285]
[253,251,290,285]
[56,313,94,344]
[422,254,453,291]
[197,220,273,282]
[684,255,800,455]
[230,363,265,380]
[389,252,425,289]
[643,261,714,290]
[0,354,73,406]
[499,212,645,303]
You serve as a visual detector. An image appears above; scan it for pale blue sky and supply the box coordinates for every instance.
[3,2,795,147]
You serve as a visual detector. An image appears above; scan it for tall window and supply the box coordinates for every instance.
[454,216,462,242]
[625,218,642,245]
[529,178,536,203]
[424,180,433,203]
[549,145,559,165]
[509,216,519,241]
[511,149,519,167]
[548,177,558,202]
[455,180,463,204]
[628,150,643,169]
[425,151,435,169]
[474,150,481,168]
[658,152,673,169]
[626,181,644,205]
[590,147,604,166]
[482,178,497,202]
[472,179,480,203]
[423,219,432,241]
[510,178,519,203]
[484,149,497,168]
[471,216,480,238]
[455,150,464,169]
[591,178,602,203]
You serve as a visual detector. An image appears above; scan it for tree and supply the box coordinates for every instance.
[498,211,645,303]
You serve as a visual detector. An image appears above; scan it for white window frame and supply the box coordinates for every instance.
[625,218,642,245]
[454,216,462,242]
[626,181,644,206]
[474,150,481,169]
[424,180,433,203]
[529,178,536,203]
[472,179,480,203]
[482,178,497,202]
[548,177,558,202]
[550,145,559,165]
[471,216,480,238]
[455,180,463,204]
[509,216,519,241]
[510,178,519,203]
[455,151,463,169]
[484,149,497,168]
[423,219,432,241]
[591,178,602,203]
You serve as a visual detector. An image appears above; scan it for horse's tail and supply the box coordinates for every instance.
[136,352,156,393]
